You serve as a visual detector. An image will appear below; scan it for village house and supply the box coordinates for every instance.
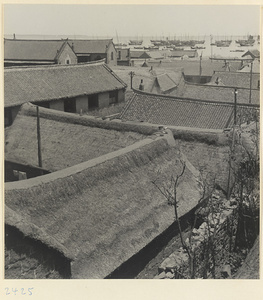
[241,49,260,61]
[116,47,131,66]
[66,39,117,66]
[120,89,259,129]
[5,103,205,278]
[4,39,78,67]
[130,50,151,60]
[4,61,127,126]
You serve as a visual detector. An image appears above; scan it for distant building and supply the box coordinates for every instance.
[242,49,260,61]
[130,50,151,60]
[116,48,131,66]
[4,61,127,126]
[67,39,117,66]
[169,49,198,59]
[4,39,78,67]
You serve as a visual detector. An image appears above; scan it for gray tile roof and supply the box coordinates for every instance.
[120,90,259,129]
[66,39,113,54]
[208,71,260,89]
[5,62,127,108]
[177,81,260,105]
[4,39,68,61]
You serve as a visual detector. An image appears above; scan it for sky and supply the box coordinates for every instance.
[3,4,261,38]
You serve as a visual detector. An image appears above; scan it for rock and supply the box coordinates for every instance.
[192,228,200,236]
[155,271,166,279]
[221,264,232,278]
[166,271,174,279]
[230,199,238,206]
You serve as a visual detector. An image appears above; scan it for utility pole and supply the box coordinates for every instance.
[227,88,238,199]
[36,106,42,168]
[234,88,238,125]
[129,71,135,89]
[210,35,213,62]
[199,52,202,82]
[249,61,253,103]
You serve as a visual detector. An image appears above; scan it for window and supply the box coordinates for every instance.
[118,51,121,59]
[111,52,114,60]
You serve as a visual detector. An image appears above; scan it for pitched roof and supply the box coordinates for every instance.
[176,81,260,105]
[5,103,146,172]
[242,49,260,58]
[208,71,260,89]
[5,135,203,278]
[155,73,177,93]
[130,50,151,59]
[120,90,259,129]
[67,39,113,54]
[4,39,69,61]
[4,61,127,108]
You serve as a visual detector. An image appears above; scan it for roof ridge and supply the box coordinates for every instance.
[4,59,106,72]
[132,89,259,108]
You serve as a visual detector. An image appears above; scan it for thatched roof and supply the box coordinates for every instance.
[4,61,127,108]
[5,136,203,278]
[5,103,148,172]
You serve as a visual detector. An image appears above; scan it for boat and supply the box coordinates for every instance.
[129,40,143,45]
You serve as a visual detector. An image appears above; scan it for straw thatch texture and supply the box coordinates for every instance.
[5,104,150,171]
[5,137,203,278]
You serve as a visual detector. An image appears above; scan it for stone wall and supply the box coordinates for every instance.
[155,193,239,279]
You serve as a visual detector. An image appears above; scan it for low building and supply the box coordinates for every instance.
[150,73,178,94]
[169,49,198,59]
[120,89,259,129]
[67,39,117,66]
[4,61,127,126]
[116,48,131,66]
[4,39,78,67]
[242,49,260,60]
[130,50,151,60]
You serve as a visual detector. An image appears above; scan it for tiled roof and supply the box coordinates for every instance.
[4,39,68,61]
[4,61,127,107]
[130,51,151,59]
[156,74,177,93]
[208,71,260,89]
[176,81,260,105]
[66,39,113,54]
[120,90,258,129]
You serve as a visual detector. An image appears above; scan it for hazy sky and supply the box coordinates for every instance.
[4,5,260,37]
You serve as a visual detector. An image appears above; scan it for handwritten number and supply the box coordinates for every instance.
[5,288,10,295]
[12,288,18,295]
[28,288,34,296]
[21,288,26,295]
